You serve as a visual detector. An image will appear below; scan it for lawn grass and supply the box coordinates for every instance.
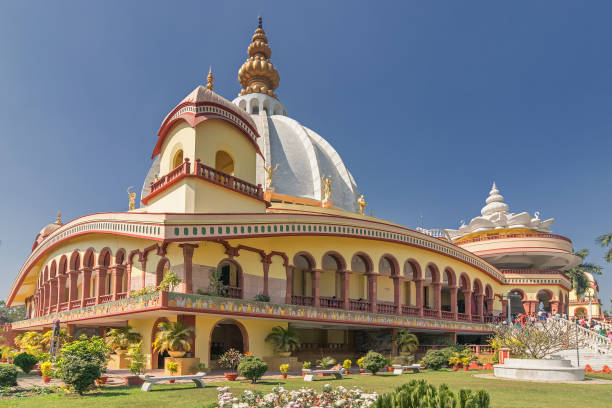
[1,370,611,408]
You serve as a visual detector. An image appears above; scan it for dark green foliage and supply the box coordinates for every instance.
[60,358,101,394]
[373,379,490,408]
[362,350,387,375]
[254,293,270,302]
[0,364,18,387]
[421,350,448,370]
[237,355,268,383]
[13,352,38,374]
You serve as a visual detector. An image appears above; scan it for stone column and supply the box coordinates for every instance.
[414,279,424,317]
[49,278,58,312]
[179,244,198,294]
[113,266,125,300]
[433,282,442,318]
[56,275,67,312]
[393,276,401,315]
[367,273,377,313]
[68,270,78,305]
[81,268,92,307]
[550,301,559,314]
[312,269,321,307]
[476,294,485,322]
[262,257,271,297]
[285,265,293,304]
[501,299,508,320]
[341,270,350,310]
[462,289,472,317]
[486,298,494,316]
[95,267,107,304]
[126,263,133,294]
[449,286,458,319]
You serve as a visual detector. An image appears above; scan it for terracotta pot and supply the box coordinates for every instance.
[359,369,365,373]
[224,373,238,381]
[37,370,42,376]
[387,367,393,372]
[169,379,175,383]
[281,374,287,379]
[99,376,108,384]
[453,366,459,371]
[124,375,144,386]
[168,350,186,358]
[43,376,51,383]
[463,367,468,372]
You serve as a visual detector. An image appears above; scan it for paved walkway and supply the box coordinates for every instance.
[474,373,612,385]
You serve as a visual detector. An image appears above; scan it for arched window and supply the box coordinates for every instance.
[172,149,184,169]
[215,151,234,175]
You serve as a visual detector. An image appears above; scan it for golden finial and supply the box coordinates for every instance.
[237,16,280,98]
[206,67,214,90]
[127,187,136,211]
[55,211,62,225]
[358,195,367,215]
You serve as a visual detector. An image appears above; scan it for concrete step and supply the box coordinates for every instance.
[557,350,612,370]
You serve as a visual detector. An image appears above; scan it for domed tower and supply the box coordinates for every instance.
[232,18,361,213]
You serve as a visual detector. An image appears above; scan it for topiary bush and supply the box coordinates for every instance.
[0,364,18,387]
[361,350,387,375]
[372,379,491,408]
[60,358,101,394]
[237,355,268,383]
[421,349,448,370]
[13,352,38,374]
[56,335,109,394]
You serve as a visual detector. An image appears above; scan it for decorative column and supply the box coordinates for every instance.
[550,301,559,314]
[476,294,485,322]
[312,269,321,307]
[449,286,458,320]
[367,273,377,313]
[433,282,442,318]
[56,274,67,312]
[486,298,494,316]
[341,270,350,310]
[95,267,107,304]
[81,268,92,307]
[49,278,58,312]
[261,256,271,297]
[179,243,198,294]
[125,262,133,294]
[501,299,508,320]
[285,265,293,304]
[462,289,472,318]
[393,276,401,315]
[68,269,78,306]
[414,278,424,317]
[112,266,125,300]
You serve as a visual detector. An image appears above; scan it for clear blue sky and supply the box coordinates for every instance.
[1,1,611,311]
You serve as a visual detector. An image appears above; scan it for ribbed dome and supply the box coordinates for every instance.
[32,212,63,251]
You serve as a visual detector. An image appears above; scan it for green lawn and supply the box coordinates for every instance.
[1,371,611,408]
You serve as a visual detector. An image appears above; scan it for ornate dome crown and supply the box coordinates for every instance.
[238,17,280,99]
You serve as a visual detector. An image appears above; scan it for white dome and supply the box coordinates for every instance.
[233,93,361,212]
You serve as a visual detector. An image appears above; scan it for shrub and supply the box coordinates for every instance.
[302,361,311,369]
[357,357,365,369]
[237,355,268,383]
[372,379,491,408]
[60,358,100,394]
[0,364,17,387]
[40,361,53,378]
[254,293,270,302]
[166,361,179,375]
[362,351,387,375]
[422,349,451,370]
[343,359,352,371]
[279,364,289,374]
[218,348,243,373]
[127,342,146,375]
[316,356,336,369]
[14,352,38,374]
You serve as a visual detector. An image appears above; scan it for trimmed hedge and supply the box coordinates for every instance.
[0,364,18,387]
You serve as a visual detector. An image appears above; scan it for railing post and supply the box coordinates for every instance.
[312,269,321,307]
[184,157,190,174]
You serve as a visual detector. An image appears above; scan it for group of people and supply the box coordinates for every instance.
[512,310,565,326]
[570,316,612,341]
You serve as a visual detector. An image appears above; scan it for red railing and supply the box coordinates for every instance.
[84,297,96,307]
[458,232,571,244]
[484,315,504,324]
[423,308,440,318]
[418,344,492,355]
[292,295,314,306]
[471,315,482,323]
[227,286,242,299]
[468,345,494,354]
[441,311,455,320]
[194,160,263,201]
[58,302,69,312]
[457,313,470,322]
[69,300,81,309]
[99,294,114,304]
[320,297,344,309]
[349,299,370,311]
[149,159,191,194]
[377,302,397,315]
[115,292,128,300]
[402,306,420,316]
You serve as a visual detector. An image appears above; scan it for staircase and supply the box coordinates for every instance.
[551,318,612,370]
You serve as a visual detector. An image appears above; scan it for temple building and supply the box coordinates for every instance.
[568,273,604,319]
[5,19,578,369]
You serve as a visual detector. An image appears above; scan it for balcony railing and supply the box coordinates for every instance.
[227,286,242,299]
[457,313,470,322]
[194,160,263,201]
[377,302,397,315]
[423,308,440,318]
[349,299,370,311]
[441,311,455,320]
[149,159,191,194]
[320,297,344,309]
[292,295,314,306]
[58,302,69,312]
[115,292,128,300]
[84,297,96,307]
[69,300,81,309]
[471,315,482,323]
[458,232,571,244]
[402,306,420,316]
[99,294,114,304]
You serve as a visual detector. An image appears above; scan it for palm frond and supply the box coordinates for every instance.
[596,234,612,247]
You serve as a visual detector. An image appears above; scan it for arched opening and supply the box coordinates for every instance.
[59,256,68,302]
[509,289,526,315]
[402,261,420,308]
[441,268,456,313]
[151,317,170,369]
[250,98,259,114]
[423,265,438,309]
[458,274,471,314]
[172,149,184,169]
[215,150,235,175]
[574,307,587,317]
[321,253,344,307]
[217,259,242,299]
[472,279,483,317]
[156,258,170,287]
[209,319,248,367]
[350,253,372,309]
[536,290,553,314]
[377,255,397,310]
[292,254,315,305]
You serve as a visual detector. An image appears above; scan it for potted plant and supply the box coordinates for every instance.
[396,329,419,356]
[124,341,146,386]
[385,356,394,372]
[40,361,53,383]
[166,361,179,383]
[264,326,300,357]
[342,359,352,374]
[280,363,289,379]
[302,361,311,376]
[461,356,471,371]
[105,325,142,354]
[218,348,243,381]
[448,352,463,371]
[157,270,182,292]
[357,357,365,373]
[152,321,193,358]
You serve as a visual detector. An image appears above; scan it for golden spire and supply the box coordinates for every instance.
[55,211,62,225]
[237,16,280,98]
[206,67,214,90]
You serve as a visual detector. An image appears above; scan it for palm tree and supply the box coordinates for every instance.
[264,326,300,354]
[596,234,612,262]
[396,329,419,355]
[105,325,142,353]
[566,249,602,298]
[152,321,193,356]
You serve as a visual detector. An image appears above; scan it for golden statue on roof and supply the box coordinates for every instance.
[358,195,367,215]
[321,175,333,201]
[263,163,279,190]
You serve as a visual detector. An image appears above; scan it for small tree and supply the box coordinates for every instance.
[218,348,243,373]
[166,361,179,376]
[157,270,182,292]
[238,355,268,383]
[13,352,38,374]
[152,321,193,354]
[396,329,419,355]
[362,351,387,375]
[264,326,300,354]
[0,364,17,387]
[316,356,336,369]
[208,268,228,297]
[127,342,146,375]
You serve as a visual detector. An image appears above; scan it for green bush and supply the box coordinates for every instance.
[14,352,38,374]
[0,364,18,387]
[421,350,448,370]
[361,350,387,375]
[60,357,101,394]
[237,355,268,383]
[373,379,490,408]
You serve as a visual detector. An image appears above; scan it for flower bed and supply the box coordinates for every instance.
[217,385,377,408]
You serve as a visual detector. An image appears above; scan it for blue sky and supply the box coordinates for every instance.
[1,1,611,311]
